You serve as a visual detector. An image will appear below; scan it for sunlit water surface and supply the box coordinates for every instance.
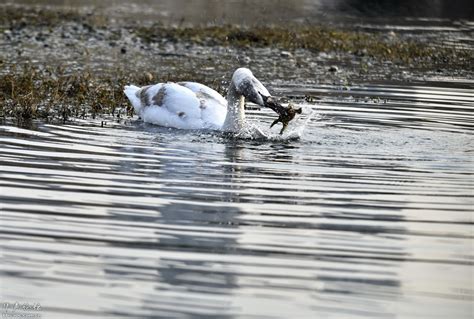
[1,81,473,318]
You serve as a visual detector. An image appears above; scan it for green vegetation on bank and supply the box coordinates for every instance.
[2,6,470,64]
[136,24,470,64]
[0,65,132,122]
[0,6,472,122]
[0,65,216,123]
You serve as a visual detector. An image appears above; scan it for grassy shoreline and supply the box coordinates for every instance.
[0,6,472,122]
[136,24,471,65]
[2,6,470,63]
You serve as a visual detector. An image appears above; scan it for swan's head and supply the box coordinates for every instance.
[232,68,270,106]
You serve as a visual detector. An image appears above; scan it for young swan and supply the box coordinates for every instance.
[124,68,270,133]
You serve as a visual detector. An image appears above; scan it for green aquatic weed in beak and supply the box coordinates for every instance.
[261,95,302,134]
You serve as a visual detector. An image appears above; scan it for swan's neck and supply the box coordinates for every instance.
[222,83,245,132]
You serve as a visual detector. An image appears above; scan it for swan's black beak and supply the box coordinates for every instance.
[260,94,302,134]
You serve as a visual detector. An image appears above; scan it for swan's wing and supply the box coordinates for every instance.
[135,83,202,129]
[178,82,227,126]
[135,82,226,129]
[178,82,227,106]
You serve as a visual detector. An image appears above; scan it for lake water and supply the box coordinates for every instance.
[1,80,473,318]
[6,0,474,23]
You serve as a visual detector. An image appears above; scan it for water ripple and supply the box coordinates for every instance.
[0,81,472,318]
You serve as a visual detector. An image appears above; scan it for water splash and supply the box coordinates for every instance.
[234,107,317,141]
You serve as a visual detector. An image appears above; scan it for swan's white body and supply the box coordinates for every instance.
[124,68,270,133]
